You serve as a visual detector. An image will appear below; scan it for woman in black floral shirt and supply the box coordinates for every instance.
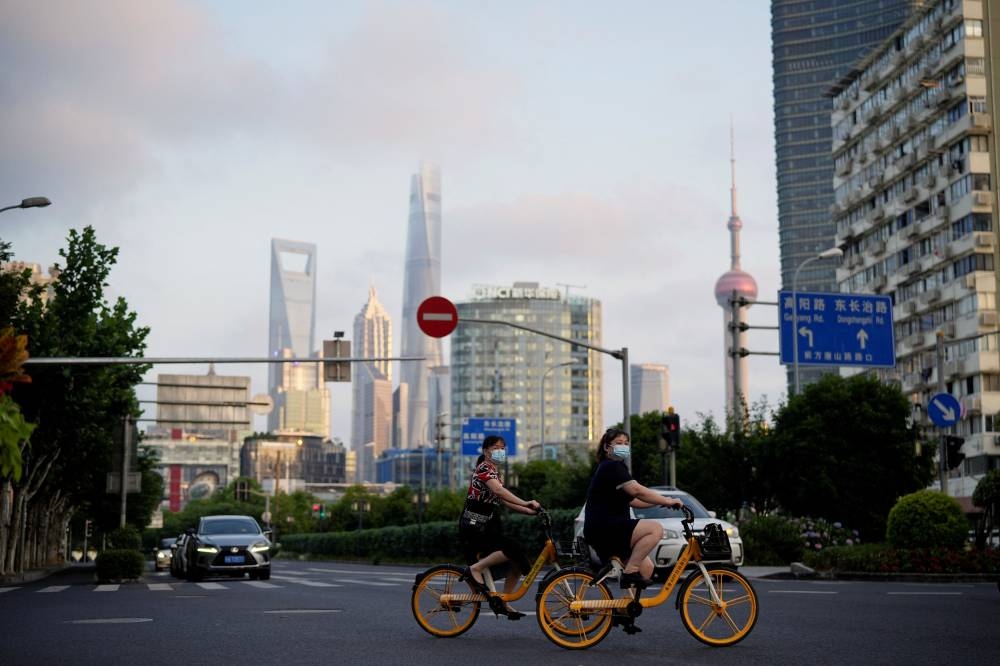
[459,435,540,618]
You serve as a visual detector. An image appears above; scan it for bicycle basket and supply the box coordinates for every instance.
[697,523,733,561]
[556,536,591,565]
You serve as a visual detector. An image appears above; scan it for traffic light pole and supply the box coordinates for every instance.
[459,317,631,445]
[728,292,779,430]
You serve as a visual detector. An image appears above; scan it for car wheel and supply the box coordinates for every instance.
[258,568,270,581]
[186,564,203,582]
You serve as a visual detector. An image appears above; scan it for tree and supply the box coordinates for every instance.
[972,469,1000,550]
[1,227,150,575]
[512,456,592,510]
[767,374,934,541]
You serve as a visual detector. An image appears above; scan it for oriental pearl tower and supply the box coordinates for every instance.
[713,126,758,419]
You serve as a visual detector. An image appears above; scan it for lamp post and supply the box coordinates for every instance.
[792,246,844,395]
[0,197,51,214]
[540,361,576,448]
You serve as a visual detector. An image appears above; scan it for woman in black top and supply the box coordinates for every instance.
[583,428,683,588]
[458,435,540,616]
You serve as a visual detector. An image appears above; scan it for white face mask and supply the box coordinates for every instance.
[491,448,507,463]
[611,444,630,461]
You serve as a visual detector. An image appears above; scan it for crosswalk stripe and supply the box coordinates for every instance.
[147,583,172,591]
[196,582,227,590]
[244,581,281,588]
[95,584,119,592]
[334,579,397,586]
[0,587,20,593]
[38,586,69,593]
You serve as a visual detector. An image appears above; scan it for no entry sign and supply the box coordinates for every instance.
[417,296,458,338]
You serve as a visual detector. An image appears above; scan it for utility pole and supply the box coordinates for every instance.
[119,415,131,528]
[936,331,948,496]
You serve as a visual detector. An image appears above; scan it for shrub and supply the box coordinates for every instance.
[95,549,145,582]
[739,515,804,565]
[805,543,1000,574]
[886,490,968,550]
[106,525,142,551]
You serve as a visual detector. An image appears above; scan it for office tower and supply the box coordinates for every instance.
[267,238,329,437]
[451,282,602,462]
[630,363,671,416]
[399,163,444,447]
[831,0,998,496]
[714,129,758,419]
[772,0,919,391]
[351,285,393,483]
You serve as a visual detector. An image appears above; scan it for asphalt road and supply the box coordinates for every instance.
[1,560,997,665]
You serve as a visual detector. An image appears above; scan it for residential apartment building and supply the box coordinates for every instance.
[831,0,1000,495]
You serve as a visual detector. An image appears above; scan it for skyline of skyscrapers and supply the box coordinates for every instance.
[772,0,919,391]
[399,163,444,448]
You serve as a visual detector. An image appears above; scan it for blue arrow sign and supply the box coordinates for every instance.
[927,392,961,427]
[460,417,518,456]
[778,291,896,368]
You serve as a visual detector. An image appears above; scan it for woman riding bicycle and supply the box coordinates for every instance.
[459,435,541,617]
[583,427,683,589]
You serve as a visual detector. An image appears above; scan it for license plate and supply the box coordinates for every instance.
[224,555,244,564]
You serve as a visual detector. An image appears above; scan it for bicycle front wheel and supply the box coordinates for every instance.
[536,567,614,650]
[677,567,758,646]
[411,564,482,637]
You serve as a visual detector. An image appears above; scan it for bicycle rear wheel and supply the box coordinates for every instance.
[677,567,758,646]
[535,567,614,650]
[411,564,482,637]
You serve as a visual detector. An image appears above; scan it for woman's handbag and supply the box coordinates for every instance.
[458,499,495,533]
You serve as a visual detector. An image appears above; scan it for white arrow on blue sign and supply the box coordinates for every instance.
[927,392,961,428]
[778,290,896,368]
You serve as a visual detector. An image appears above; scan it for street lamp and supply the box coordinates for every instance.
[540,361,576,447]
[792,246,844,395]
[0,197,51,214]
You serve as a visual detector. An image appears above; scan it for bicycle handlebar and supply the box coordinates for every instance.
[680,505,695,539]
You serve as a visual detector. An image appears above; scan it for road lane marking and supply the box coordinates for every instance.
[95,585,120,592]
[244,581,281,588]
[887,591,962,596]
[196,582,227,590]
[272,575,339,587]
[38,586,69,593]
[0,587,20,593]
[263,609,342,614]
[148,583,173,591]
[768,590,838,594]
[334,579,397,586]
[69,618,153,624]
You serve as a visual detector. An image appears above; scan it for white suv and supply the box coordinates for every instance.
[573,486,744,577]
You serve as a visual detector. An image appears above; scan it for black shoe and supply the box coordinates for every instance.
[619,571,653,589]
[462,567,488,595]
[501,605,525,621]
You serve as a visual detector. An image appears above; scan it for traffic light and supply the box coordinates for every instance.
[661,411,681,451]
[945,436,965,470]
[312,503,326,518]
[84,519,93,538]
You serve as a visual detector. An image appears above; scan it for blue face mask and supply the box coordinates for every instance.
[491,448,507,464]
[611,444,630,461]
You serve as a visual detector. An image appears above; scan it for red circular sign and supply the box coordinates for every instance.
[416,296,458,338]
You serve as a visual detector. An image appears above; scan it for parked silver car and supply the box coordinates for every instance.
[183,515,272,581]
[573,486,744,577]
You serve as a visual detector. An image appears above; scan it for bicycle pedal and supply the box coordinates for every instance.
[622,624,643,635]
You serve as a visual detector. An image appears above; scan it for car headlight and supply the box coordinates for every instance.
[156,552,167,560]
[250,542,270,553]
[726,526,739,538]
[196,544,220,554]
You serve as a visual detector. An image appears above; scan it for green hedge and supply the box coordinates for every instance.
[279,509,579,564]
[95,549,146,582]
[804,543,1000,574]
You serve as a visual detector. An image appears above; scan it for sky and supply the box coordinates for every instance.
[0,0,787,442]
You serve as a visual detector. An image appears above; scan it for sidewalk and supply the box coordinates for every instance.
[0,562,95,587]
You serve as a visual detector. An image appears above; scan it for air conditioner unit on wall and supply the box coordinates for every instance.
[980,311,999,327]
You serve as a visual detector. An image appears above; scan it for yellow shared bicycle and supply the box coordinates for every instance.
[411,508,585,637]
[535,505,759,649]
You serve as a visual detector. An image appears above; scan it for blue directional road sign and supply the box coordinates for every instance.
[460,417,518,456]
[779,291,896,368]
[927,392,961,428]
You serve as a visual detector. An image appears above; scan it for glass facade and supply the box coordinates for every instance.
[773,0,919,389]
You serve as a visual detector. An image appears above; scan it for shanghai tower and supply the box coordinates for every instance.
[400,163,443,447]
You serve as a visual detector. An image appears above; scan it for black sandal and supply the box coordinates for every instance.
[462,567,489,595]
